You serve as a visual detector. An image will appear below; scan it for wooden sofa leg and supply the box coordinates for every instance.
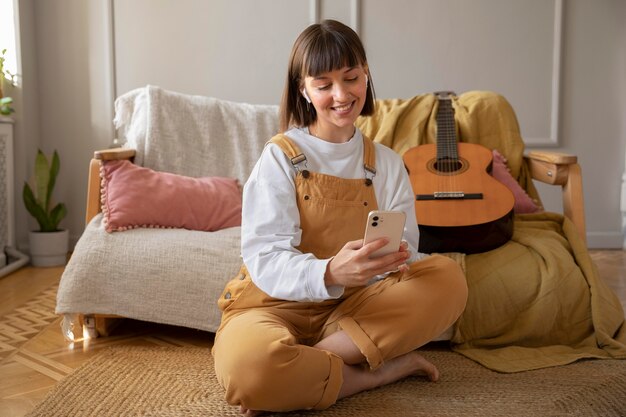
[79,314,123,338]
[82,315,99,339]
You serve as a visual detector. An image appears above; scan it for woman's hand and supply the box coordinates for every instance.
[324,238,410,288]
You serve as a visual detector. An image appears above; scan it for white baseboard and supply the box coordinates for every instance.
[586,231,624,249]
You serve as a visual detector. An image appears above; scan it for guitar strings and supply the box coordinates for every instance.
[437,95,458,197]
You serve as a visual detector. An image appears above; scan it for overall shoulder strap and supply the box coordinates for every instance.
[268,134,303,159]
[268,134,309,177]
[362,135,377,185]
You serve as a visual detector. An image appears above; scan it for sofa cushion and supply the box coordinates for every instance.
[101,160,242,233]
[491,150,540,214]
[56,214,242,332]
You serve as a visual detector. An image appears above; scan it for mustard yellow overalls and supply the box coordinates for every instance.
[212,134,467,412]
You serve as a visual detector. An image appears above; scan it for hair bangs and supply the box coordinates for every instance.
[303,32,362,78]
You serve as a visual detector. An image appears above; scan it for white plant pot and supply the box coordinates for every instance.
[29,229,69,267]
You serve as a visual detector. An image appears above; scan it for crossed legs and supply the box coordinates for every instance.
[217,255,467,416]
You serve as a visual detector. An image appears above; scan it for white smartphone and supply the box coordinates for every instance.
[363,210,406,258]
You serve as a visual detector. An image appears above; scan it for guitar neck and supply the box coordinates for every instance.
[435,94,457,161]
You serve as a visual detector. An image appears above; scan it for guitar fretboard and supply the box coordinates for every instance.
[435,95,458,168]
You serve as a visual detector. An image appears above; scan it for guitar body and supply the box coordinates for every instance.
[403,142,515,254]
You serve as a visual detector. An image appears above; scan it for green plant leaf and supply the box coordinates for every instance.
[0,105,14,116]
[22,182,38,216]
[34,149,50,210]
[23,182,49,231]
[0,97,14,115]
[23,149,65,232]
[47,151,60,212]
[49,203,67,231]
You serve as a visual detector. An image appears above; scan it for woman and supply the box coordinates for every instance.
[213,19,467,416]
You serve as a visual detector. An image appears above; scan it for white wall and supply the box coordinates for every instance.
[113,0,308,105]
[12,0,626,250]
[114,0,560,146]
[14,0,113,251]
[535,0,626,248]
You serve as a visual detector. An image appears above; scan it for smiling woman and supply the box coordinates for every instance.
[212,19,468,416]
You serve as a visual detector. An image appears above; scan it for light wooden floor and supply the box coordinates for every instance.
[1,250,625,417]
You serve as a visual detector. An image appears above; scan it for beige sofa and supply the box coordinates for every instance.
[57,85,280,337]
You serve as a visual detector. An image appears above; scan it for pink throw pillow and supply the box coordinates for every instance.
[491,150,541,214]
[100,160,242,233]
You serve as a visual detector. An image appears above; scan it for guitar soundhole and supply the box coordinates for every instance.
[428,158,469,176]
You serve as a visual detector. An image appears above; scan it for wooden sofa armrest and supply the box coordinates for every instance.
[79,148,137,339]
[85,148,136,224]
[524,151,586,243]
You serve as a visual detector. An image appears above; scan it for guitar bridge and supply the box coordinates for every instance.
[435,191,464,199]
[416,192,483,201]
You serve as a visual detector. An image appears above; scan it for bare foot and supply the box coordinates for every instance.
[339,351,439,399]
[378,350,439,386]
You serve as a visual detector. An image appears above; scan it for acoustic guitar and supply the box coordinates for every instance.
[402,92,515,254]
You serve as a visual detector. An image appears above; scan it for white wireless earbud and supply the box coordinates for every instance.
[301,88,312,104]
[365,75,369,86]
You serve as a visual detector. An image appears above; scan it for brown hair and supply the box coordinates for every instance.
[279,19,376,132]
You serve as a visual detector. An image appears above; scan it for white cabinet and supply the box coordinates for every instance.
[0,117,14,268]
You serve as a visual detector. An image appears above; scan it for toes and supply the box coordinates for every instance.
[239,405,255,417]
[421,358,439,382]
[427,365,440,382]
[239,407,264,417]
[412,352,440,382]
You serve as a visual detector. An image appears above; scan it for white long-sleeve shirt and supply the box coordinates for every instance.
[241,127,426,302]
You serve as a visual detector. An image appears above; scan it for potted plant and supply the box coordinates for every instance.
[23,149,69,266]
[0,48,16,115]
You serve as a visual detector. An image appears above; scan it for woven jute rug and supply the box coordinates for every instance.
[27,345,626,417]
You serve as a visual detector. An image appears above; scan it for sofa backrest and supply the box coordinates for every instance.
[114,85,279,184]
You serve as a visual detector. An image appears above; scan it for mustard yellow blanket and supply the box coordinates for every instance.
[357,92,626,372]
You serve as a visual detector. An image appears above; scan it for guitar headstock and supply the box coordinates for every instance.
[434,91,456,100]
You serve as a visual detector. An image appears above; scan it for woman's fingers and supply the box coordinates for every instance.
[361,237,390,258]
[365,251,409,275]
[326,238,410,288]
